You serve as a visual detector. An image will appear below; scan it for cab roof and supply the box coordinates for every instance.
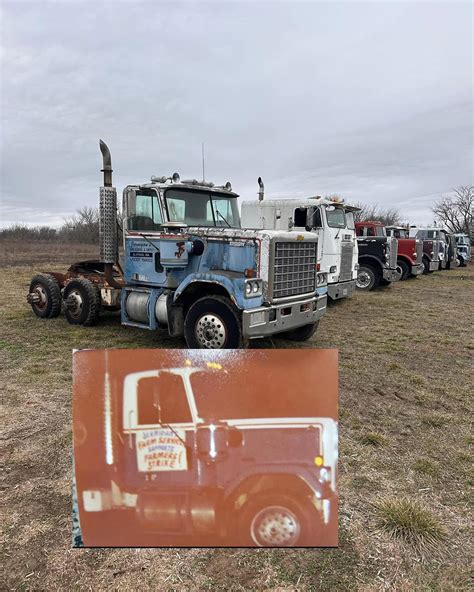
[137,179,239,198]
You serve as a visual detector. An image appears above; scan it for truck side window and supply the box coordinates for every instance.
[128,193,162,231]
[137,373,192,425]
[294,208,307,227]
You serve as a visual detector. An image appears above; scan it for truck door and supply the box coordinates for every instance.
[123,371,197,490]
[123,188,168,285]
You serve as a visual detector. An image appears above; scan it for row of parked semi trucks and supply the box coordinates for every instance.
[27,141,472,350]
[28,142,469,546]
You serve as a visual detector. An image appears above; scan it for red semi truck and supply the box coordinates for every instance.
[356,222,423,281]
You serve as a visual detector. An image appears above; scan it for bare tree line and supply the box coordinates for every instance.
[1,186,472,242]
[432,185,473,238]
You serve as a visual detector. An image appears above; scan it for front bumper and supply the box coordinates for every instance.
[327,280,356,300]
[382,268,400,283]
[411,263,424,276]
[242,294,327,339]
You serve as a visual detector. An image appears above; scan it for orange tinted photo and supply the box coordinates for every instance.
[73,349,338,547]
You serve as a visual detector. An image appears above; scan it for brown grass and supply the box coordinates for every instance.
[1,246,473,590]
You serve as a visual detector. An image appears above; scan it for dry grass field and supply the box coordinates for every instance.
[1,242,473,591]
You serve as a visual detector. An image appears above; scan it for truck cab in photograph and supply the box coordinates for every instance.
[241,193,359,301]
[354,221,399,290]
[453,233,471,266]
[385,226,424,280]
[79,365,338,547]
[27,141,328,348]
[408,226,451,270]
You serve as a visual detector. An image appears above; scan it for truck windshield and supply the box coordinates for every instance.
[191,370,324,419]
[165,189,240,228]
[326,207,346,228]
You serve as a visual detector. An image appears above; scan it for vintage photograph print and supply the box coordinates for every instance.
[73,349,338,547]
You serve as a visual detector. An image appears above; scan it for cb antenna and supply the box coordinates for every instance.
[202,141,205,181]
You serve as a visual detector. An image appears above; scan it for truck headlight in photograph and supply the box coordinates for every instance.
[244,279,263,298]
[329,266,337,274]
[316,273,327,286]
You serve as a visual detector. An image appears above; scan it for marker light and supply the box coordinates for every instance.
[225,181,232,191]
[172,172,180,183]
[314,455,324,466]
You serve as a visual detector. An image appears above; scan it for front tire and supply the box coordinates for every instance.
[237,492,319,547]
[396,259,410,281]
[29,273,62,319]
[356,265,379,291]
[184,295,243,349]
[63,278,101,326]
[277,321,319,342]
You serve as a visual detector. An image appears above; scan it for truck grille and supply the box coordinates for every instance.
[270,241,317,300]
[416,241,423,262]
[340,242,353,282]
[389,237,398,268]
[433,241,439,258]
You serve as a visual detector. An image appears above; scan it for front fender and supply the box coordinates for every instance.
[223,464,325,501]
[174,272,263,310]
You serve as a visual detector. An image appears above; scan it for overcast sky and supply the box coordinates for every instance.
[1,0,472,228]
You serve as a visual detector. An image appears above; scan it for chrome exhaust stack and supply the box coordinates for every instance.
[258,176,264,201]
[99,140,121,288]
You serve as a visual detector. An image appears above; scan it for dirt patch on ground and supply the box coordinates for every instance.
[1,251,472,590]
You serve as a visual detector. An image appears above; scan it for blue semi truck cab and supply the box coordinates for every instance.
[79,364,338,546]
[27,141,327,348]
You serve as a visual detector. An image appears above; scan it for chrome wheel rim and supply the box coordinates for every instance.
[251,506,300,546]
[195,314,227,348]
[356,270,371,289]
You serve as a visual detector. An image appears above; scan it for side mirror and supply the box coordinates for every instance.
[196,421,230,461]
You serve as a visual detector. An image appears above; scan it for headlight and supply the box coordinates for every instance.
[244,279,263,298]
[329,265,337,273]
[316,273,327,286]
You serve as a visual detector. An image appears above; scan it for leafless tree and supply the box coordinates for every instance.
[351,202,402,226]
[61,206,100,243]
[432,186,473,238]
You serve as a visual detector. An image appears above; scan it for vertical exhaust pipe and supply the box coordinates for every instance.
[258,176,264,201]
[99,139,122,288]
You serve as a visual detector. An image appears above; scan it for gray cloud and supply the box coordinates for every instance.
[1,0,472,227]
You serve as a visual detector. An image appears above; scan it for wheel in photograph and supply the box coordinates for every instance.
[238,492,317,547]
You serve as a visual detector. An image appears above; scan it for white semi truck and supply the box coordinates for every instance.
[241,191,359,301]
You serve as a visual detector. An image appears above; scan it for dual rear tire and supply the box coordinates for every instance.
[29,274,101,326]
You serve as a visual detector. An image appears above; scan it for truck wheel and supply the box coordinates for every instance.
[237,492,318,547]
[28,274,62,319]
[184,295,242,349]
[277,321,319,342]
[63,278,101,326]
[396,259,409,281]
[356,265,379,291]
